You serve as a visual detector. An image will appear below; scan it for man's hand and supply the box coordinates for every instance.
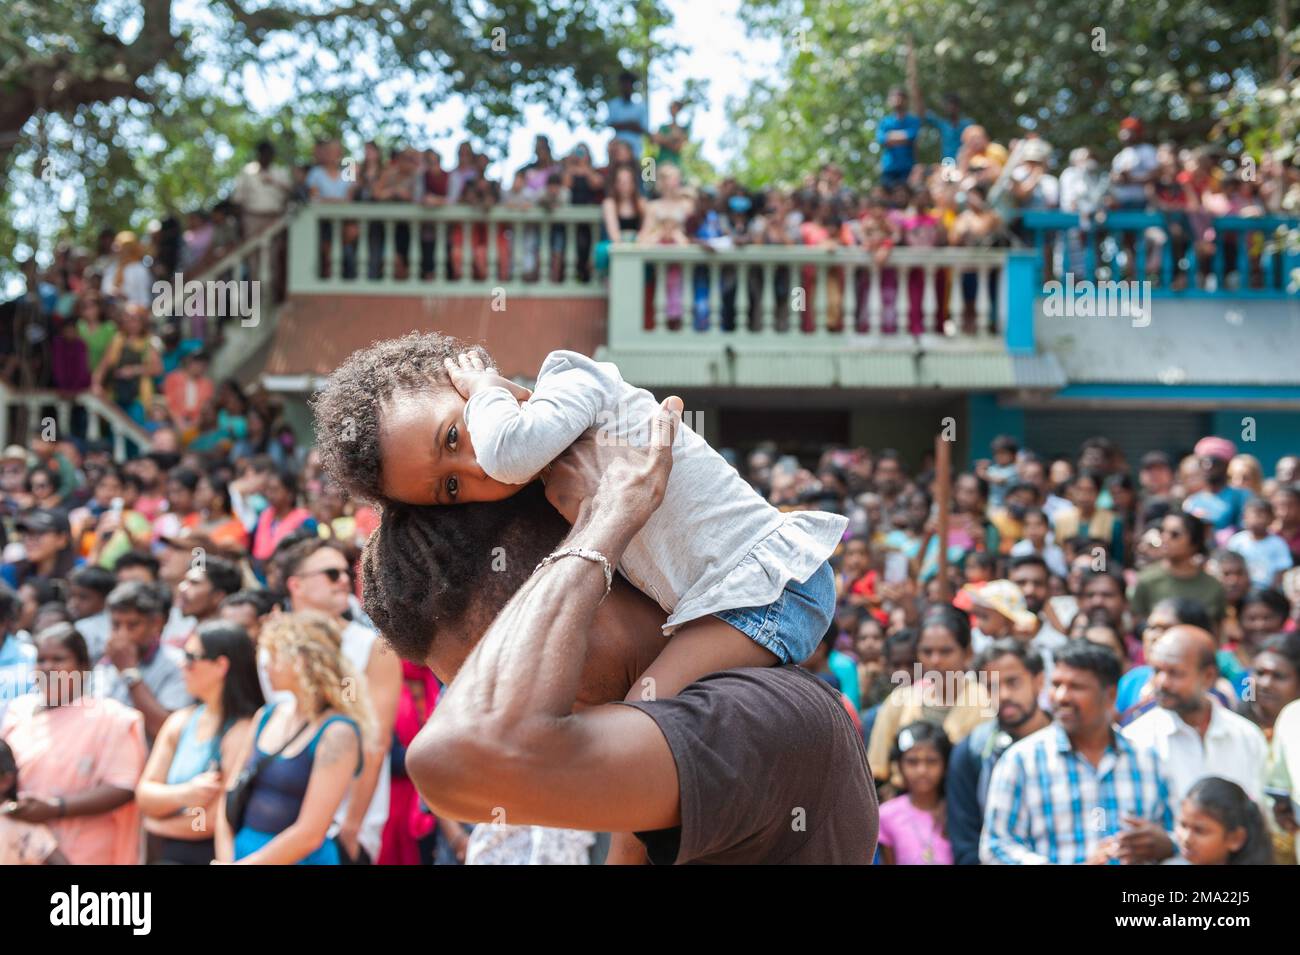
[1085,836,1118,865]
[1115,816,1175,864]
[4,795,60,823]
[443,352,533,403]
[105,635,140,671]
[337,820,362,861]
[543,396,682,531]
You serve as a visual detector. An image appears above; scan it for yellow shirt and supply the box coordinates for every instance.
[868,676,991,785]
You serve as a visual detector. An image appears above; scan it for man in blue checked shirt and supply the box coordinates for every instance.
[980,642,1176,864]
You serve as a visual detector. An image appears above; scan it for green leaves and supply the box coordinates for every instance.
[731,0,1283,186]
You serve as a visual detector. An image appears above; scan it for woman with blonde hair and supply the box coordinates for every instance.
[1227,454,1264,497]
[100,231,153,309]
[217,611,370,864]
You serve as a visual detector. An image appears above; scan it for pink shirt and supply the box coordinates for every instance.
[878,795,953,865]
[1,694,146,864]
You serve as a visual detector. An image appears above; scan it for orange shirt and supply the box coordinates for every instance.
[1,694,146,864]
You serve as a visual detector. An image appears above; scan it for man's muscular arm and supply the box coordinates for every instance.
[406,399,685,834]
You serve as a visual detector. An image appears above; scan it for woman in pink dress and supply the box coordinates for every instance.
[1,624,147,864]
[251,468,317,571]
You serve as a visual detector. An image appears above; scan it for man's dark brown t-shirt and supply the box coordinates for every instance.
[621,665,879,864]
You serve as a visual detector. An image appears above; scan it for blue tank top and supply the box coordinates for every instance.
[165,705,224,785]
[241,705,362,836]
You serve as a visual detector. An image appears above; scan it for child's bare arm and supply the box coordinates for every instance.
[623,617,779,708]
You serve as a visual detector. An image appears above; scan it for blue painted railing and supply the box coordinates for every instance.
[1019,210,1299,298]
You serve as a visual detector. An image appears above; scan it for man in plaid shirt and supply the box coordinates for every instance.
[980,642,1176,864]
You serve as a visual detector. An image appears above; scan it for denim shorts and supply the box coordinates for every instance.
[712,559,836,665]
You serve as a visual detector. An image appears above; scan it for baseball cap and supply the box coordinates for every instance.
[1139,451,1172,470]
[16,508,71,536]
[1193,436,1236,462]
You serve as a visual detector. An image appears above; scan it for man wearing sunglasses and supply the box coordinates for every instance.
[278,538,401,867]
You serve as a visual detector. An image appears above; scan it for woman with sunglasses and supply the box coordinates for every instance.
[25,467,63,511]
[2,509,80,590]
[1129,512,1227,624]
[135,621,263,864]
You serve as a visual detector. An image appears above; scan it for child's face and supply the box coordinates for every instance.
[993,448,1015,466]
[1024,512,1048,542]
[899,743,944,795]
[855,622,884,662]
[378,390,528,505]
[1244,506,1271,536]
[1175,800,1243,865]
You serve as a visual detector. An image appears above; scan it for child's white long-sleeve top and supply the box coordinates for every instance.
[464,350,848,634]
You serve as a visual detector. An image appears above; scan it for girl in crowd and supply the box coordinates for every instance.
[1227,454,1264,498]
[0,624,147,863]
[868,604,989,793]
[153,467,202,544]
[219,612,369,865]
[1220,587,1291,698]
[26,466,63,510]
[3,510,79,589]
[93,305,161,424]
[0,739,68,864]
[250,468,317,574]
[1244,632,1300,736]
[136,621,264,864]
[877,721,954,865]
[597,163,645,273]
[76,292,117,378]
[100,231,152,310]
[195,473,250,554]
[1175,777,1272,865]
[638,163,692,326]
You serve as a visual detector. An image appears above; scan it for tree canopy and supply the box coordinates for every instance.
[2,0,669,268]
[729,0,1295,185]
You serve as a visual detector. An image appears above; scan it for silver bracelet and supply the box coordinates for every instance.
[534,546,614,600]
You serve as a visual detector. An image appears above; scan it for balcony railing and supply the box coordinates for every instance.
[0,384,152,461]
[606,244,1010,350]
[287,202,606,297]
[1019,210,1300,297]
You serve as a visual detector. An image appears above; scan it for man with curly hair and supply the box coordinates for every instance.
[358,402,878,864]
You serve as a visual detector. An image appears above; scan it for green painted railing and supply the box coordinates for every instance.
[606,244,1010,351]
[288,202,606,297]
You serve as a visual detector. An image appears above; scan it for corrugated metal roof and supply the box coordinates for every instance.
[1012,353,1068,389]
[1037,296,1300,385]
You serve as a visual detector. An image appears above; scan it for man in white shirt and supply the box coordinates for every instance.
[1270,698,1300,862]
[280,538,401,864]
[1109,117,1158,211]
[232,141,293,238]
[1124,626,1268,804]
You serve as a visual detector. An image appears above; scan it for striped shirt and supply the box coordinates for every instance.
[980,723,1174,865]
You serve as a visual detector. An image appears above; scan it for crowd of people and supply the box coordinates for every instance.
[2,62,1300,866]
[10,67,1299,409]
[1,364,1300,865]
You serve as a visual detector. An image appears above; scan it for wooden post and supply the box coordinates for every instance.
[934,433,952,603]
